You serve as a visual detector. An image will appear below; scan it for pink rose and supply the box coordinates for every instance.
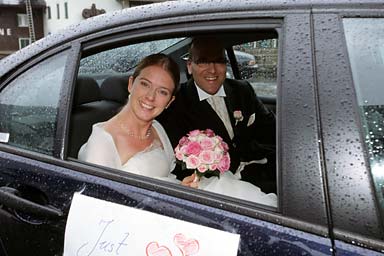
[197,165,208,173]
[185,141,202,156]
[216,142,225,152]
[200,137,215,150]
[209,164,218,171]
[200,150,215,164]
[178,136,189,146]
[214,150,223,161]
[175,150,184,161]
[186,155,200,169]
[216,141,229,152]
[180,145,188,155]
[218,153,230,173]
[234,110,244,125]
[188,129,200,137]
[233,110,243,121]
[205,129,215,137]
[221,141,229,151]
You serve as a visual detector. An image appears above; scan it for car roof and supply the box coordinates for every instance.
[1,0,383,77]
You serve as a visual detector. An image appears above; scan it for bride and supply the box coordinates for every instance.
[78,53,277,207]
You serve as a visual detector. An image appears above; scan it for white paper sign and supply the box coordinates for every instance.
[0,132,9,143]
[64,193,240,256]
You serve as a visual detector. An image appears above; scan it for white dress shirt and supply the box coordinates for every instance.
[195,83,234,139]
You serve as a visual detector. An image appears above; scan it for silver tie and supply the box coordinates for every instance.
[207,96,234,139]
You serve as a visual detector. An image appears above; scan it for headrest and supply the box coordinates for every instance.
[74,76,101,105]
[100,76,129,104]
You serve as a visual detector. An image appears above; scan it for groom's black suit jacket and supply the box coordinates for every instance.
[158,78,276,182]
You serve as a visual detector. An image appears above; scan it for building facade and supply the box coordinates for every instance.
[43,0,121,36]
[0,0,170,59]
[44,0,169,36]
[0,0,45,59]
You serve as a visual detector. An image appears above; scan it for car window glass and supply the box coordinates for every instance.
[69,38,189,158]
[343,18,384,213]
[0,50,68,155]
[73,36,277,208]
[79,38,184,82]
[228,39,278,98]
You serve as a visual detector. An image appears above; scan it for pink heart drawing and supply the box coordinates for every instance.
[173,233,200,256]
[146,242,173,256]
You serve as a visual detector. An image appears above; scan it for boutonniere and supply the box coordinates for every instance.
[233,110,243,125]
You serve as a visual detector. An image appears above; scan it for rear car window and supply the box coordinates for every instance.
[344,18,384,214]
[228,38,278,98]
[72,34,279,208]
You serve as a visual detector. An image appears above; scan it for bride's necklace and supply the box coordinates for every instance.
[120,122,152,140]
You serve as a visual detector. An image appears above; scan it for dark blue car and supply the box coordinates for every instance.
[0,0,384,255]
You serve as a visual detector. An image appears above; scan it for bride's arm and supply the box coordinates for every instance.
[78,128,119,168]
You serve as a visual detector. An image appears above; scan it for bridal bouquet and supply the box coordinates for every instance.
[174,129,231,180]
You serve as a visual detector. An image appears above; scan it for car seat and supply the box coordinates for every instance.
[67,75,128,158]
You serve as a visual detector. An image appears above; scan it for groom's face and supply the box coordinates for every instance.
[187,42,227,95]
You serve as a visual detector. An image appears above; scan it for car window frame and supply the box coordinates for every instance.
[65,12,330,233]
[70,21,284,212]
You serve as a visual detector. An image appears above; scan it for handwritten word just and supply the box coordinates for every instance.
[76,219,129,256]
[74,218,200,256]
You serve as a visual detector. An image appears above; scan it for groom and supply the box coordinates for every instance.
[158,36,276,193]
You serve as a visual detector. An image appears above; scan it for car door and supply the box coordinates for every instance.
[0,5,337,256]
[313,6,384,255]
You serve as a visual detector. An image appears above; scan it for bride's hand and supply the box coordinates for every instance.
[181,173,198,188]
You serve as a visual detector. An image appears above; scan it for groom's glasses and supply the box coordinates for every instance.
[191,57,228,69]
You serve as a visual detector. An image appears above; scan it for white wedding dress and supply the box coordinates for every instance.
[78,120,277,207]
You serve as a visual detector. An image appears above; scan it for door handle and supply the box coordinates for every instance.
[0,186,63,219]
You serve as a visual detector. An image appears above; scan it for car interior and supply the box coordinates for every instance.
[68,75,129,157]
